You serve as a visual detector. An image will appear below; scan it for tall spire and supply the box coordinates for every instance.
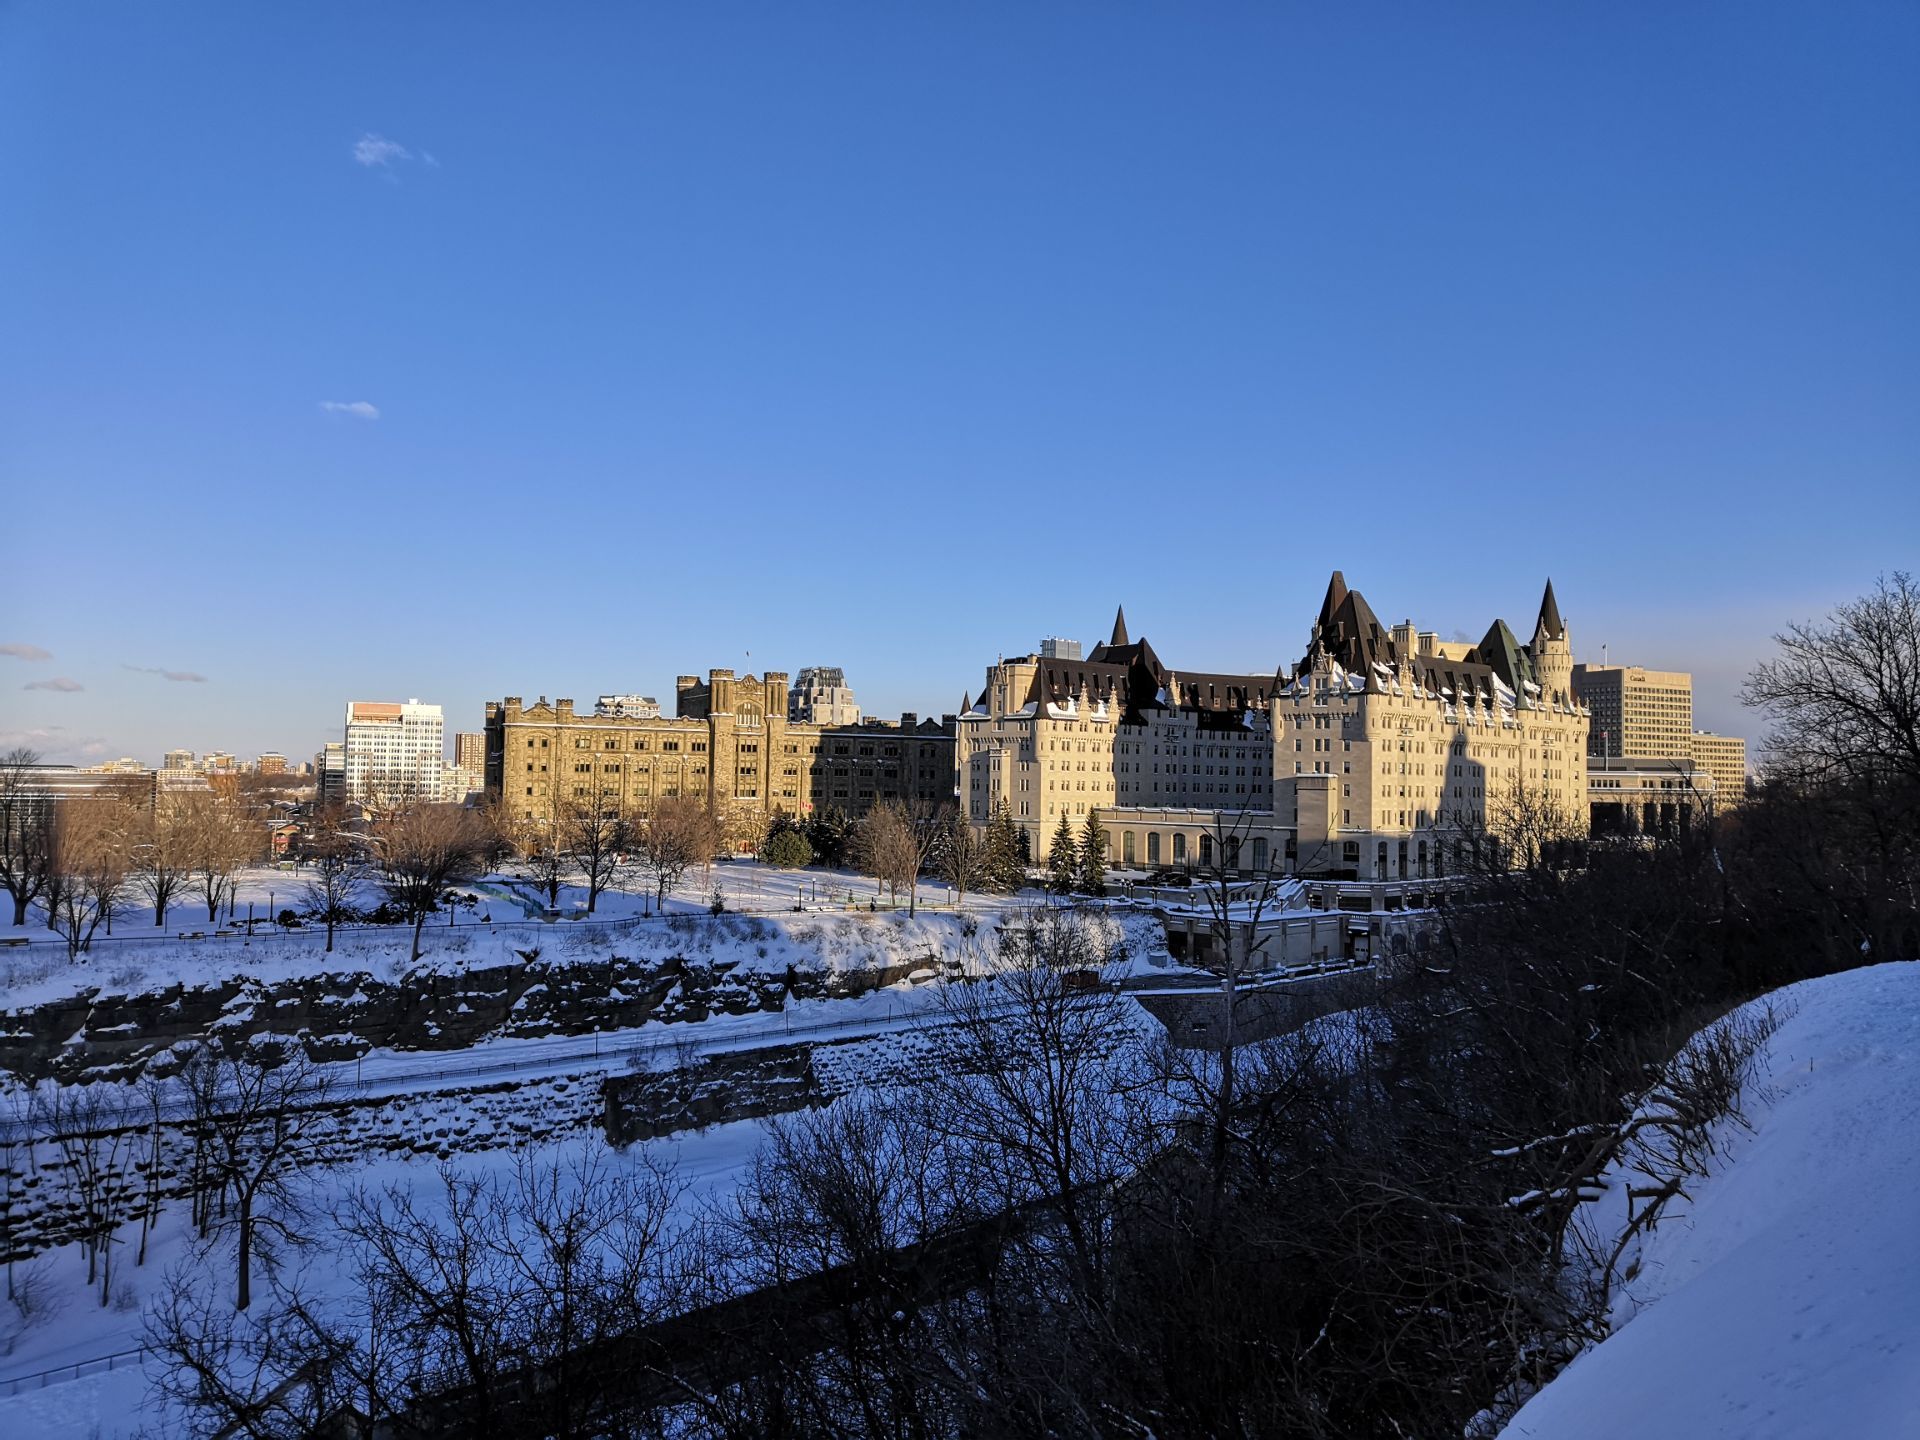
[1537,579,1565,641]
[1109,605,1129,648]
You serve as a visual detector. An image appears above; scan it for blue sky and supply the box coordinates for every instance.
[2,3,1915,765]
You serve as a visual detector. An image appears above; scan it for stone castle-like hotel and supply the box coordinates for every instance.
[483,572,1594,883]
[957,572,1588,882]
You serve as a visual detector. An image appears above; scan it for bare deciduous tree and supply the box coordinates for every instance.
[0,747,55,927]
[150,1147,683,1439]
[1743,570,1920,791]
[514,812,569,909]
[639,795,714,909]
[855,801,917,906]
[369,805,491,962]
[184,792,256,924]
[937,812,987,907]
[49,794,136,960]
[133,790,196,927]
[300,821,363,953]
[179,1040,329,1311]
[37,1081,138,1306]
[560,790,629,914]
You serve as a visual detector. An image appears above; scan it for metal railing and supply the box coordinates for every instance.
[0,1345,146,1397]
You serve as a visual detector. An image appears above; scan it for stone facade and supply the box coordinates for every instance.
[956,607,1277,857]
[964,577,1591,883]
[484,669,953,840]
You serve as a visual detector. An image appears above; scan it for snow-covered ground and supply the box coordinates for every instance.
[1504,962,1920,1440]
[0,1121,763,1437]
[0,862,1191,1437]
[0,861,1175,1012]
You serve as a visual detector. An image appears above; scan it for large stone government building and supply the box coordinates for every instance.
[959,574,1591,881]
[484,669,954,844]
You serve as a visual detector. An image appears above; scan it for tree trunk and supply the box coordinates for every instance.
[12,895,27,926]
[237,1200,252,1311]
[412,910,427,963]
[325,917,336,953]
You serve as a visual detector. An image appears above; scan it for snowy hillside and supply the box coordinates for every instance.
[1504,962,1920,1440]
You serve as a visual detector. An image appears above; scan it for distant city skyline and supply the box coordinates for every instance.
[0,587,1784,768]
[3,6,1914,766]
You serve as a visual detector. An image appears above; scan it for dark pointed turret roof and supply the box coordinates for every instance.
[1109,605,1129,648]
[1535,579,1565,642]
[1470,618,1537,696]
[1316,571,1350,631]
[1303,573,1395,674]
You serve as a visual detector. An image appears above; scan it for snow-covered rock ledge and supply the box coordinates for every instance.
[1504,962,1920,1440]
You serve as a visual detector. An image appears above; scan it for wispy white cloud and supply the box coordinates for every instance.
[354,133,412,168]
[125,665,208,683]
[0,643,52,662]
[319,400,381,421]
[24,677,83,693]
[0,726,113,763]
[0,725,64,747]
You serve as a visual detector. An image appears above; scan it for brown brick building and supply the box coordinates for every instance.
[483,669,954,847]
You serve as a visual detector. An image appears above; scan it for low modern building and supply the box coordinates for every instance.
[1690,731,1748,809]
[1587,755,1715,835]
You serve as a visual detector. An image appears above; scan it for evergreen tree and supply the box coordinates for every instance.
[805,807,853,867]
[758,812,804,862]
[763,830,814,869]
[983,804,1028,892]
[1047,813,1080,896]
[1078,814,1108,897]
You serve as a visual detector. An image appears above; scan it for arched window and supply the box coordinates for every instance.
[1200,833,1214,867]
[1252,837,1268,872]
[1376,841,1389,877]
[1173,833,1187,864]
[1417,840,1429,877]
[1123,831,1136,865]
[1148,832,1162,865]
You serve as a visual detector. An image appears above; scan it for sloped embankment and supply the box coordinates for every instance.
[1503,962,1920,1440]
[0,911,984,1083]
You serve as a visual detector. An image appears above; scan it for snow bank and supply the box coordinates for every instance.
[1504,962,1920,1440]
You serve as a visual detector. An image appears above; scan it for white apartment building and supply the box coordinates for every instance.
[344,699,446,804]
